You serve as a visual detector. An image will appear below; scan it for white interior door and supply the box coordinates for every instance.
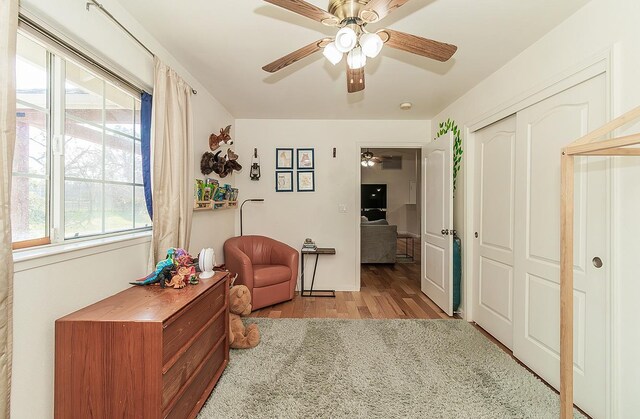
[422,135,453,316]
[473,115,517,349]
[513,74,607,418]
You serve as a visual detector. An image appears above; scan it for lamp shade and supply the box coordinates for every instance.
[360,33,384,58]
[323,42,343,65]
[347,47,366,69]
[335,27,357,53]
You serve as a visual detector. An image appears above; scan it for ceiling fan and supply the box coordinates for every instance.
[361,149,387,166]
[261,0,458,93]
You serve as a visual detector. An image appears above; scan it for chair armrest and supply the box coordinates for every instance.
[270,242,298,270]
[223,244,254,290]
[270,242,299,297]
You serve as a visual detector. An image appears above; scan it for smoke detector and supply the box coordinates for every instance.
[400,102,412,110]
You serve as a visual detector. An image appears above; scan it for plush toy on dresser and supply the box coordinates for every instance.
[228,285,260,349]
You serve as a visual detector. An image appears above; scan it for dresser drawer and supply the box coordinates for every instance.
[163,281,226,365]
[165,339,227,419]
[162,311,226,408]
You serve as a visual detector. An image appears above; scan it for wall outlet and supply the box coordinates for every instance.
[338,204,348,213]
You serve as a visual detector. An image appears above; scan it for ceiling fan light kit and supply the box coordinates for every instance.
[347,47,367,69]
[359,32,383,58]
[326,30,382,69]
[262,0,458,93]
[361,150,382,167]
[335,26,358,52]
[323,42,343,65]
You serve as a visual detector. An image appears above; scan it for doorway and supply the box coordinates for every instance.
[357,146,431,315]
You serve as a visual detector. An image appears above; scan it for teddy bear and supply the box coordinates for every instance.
[229,285,260,349]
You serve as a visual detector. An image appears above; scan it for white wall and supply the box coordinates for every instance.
[12,1,235,417]
[12,238,150,419]
[431,0,640,415]
[234,119,429,291]
[361,148,421,236]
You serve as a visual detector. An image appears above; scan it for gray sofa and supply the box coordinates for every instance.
[360,219,397,264]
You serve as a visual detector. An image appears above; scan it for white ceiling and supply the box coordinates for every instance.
[118,0,589,120]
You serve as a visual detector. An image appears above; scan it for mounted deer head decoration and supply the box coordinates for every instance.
[209,125,233,151]
[200,125,242,178]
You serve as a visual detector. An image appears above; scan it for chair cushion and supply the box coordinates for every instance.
[253,265,291,288]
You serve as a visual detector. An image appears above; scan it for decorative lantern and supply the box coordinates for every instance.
[250,148,261,181]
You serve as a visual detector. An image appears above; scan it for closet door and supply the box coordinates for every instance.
[473,115,517,349]
[513,74,607,418]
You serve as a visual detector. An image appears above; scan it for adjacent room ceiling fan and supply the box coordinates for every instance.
[361,149,387,166]
[261,0,458,93]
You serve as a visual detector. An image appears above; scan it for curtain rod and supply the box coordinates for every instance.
[19,13,148,95]
[85,0,198,95]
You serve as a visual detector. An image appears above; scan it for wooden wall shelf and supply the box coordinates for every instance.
[193,200,238,212]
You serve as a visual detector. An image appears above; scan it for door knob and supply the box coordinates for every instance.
[592,257,603,268]
[441,229,449,235]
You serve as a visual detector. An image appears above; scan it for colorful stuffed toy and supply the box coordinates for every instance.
[130,248,178,287]
[131,248,198,288]
[228,285,260,349]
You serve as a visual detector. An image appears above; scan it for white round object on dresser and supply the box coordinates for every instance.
[199,248,215,279]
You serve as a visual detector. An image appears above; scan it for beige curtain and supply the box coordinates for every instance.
[0,0,17,416]
[149,58,194,265]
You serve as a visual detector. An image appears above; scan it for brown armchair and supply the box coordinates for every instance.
[223,235,299,310]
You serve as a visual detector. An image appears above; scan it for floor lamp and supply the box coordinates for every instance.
[240,198,264,236]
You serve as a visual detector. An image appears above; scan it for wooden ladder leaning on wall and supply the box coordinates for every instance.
[560,105,640,419]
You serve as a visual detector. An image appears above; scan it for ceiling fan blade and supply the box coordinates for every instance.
[378,28,457,62]
[359,0,411,23]
[263,0,340,26]
[262,38,330,73]
[347,66,365,93]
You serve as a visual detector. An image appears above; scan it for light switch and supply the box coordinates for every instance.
[338,204,348,213]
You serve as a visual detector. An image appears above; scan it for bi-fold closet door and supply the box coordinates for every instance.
[473,74,608,419]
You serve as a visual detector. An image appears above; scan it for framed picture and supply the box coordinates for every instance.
[275,171,293,192]
[276,148,294,169]
[297,171,315,192]
[297,148,314,170]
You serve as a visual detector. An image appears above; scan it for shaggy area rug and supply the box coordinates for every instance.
[198,319,584,419]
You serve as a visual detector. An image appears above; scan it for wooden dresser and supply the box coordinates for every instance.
[55,271,229,419]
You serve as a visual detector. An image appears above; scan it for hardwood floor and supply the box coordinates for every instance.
[250,256,450,320]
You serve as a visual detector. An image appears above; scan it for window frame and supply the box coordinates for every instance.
[12,32,53,249]
[12,26,152,250]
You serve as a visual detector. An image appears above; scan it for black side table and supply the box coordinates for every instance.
[300,247,336,297]
[396,233,415,262]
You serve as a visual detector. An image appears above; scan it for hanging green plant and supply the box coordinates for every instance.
[435,118,463,192]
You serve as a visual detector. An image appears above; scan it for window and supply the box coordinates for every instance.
[12,33,50,247]
[11,30,151,249]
